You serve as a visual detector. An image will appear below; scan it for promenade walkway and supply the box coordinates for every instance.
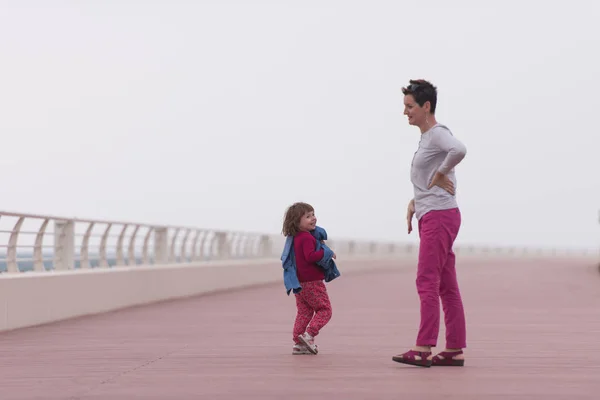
[1,257,599,399]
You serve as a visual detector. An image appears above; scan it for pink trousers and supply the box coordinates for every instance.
[416,207,466,349]
[293,280,332,343]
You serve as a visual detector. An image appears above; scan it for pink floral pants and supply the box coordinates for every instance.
[293,280,332,343]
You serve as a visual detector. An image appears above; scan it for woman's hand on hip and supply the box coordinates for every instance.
[406,199,415,234]
[428,171,455,195]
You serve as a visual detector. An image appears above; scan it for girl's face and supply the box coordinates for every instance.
[298,211,317,232]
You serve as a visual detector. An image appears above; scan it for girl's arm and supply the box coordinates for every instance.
[298,235,325,263]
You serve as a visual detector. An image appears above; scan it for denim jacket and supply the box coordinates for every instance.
[280,226,341,295]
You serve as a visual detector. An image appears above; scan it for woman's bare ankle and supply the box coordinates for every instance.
[442,348,464,360]
[413,345,432,352]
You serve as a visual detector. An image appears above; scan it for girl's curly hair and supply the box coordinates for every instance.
[282,202,314,237]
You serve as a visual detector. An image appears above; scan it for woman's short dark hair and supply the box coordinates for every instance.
[402,79,438,114]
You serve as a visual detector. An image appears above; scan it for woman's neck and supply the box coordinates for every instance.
[419,116,437,134]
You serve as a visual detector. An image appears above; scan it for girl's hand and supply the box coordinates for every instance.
[321,239,335,258]
[428,172,455,195]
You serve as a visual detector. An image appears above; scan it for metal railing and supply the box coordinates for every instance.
[0,211,408,273]
[1,210,596,274]
[0,211,273,273]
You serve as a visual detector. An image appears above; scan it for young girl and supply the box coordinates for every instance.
[281,202,336,355]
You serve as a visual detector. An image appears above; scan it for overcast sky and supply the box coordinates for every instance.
[1,1,599,251]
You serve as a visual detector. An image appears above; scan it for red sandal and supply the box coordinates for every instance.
[431,350,464,366]
[392,350,432,368]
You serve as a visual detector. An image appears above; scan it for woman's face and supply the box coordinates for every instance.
[403,94,428,127]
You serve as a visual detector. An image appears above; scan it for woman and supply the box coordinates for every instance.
[392,79,468,368]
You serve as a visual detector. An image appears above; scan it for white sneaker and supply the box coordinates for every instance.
[292,343,314,355]
[298,332,318,354]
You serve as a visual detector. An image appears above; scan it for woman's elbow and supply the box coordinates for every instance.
[456,144,467,160]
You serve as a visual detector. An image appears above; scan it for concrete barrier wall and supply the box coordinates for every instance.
[0,254,416,333]
[1,208,596,334]
[2,248,597,333]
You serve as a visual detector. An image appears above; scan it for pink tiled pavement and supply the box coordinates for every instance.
[1,257,599,399]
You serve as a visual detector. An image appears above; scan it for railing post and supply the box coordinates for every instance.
[54,220,75,270]
[154,227,168,264]
[259,234,272,257]
[348,241,355,256]
[215,232,228,259]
